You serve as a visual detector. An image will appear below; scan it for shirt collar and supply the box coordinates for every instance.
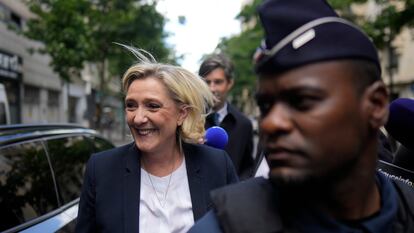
[216,102,228,124]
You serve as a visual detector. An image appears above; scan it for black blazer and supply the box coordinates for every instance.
[206,103,254,179]
[75,142,238,233]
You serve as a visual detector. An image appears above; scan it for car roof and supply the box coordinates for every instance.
[0,124,99,146]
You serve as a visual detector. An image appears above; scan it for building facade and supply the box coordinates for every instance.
[0,0,127,143]
[351,0,414,99]
[0,0,90,125]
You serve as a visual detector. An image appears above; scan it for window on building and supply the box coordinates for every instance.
[68,96,78,123]
[10,12,21,29]
[47,90,60,123]
[23,85,41,123]
[0,103,6,124]
[47,90,59,107]
[23,85,40,105]
[2,80,20,124]
[0,3,8,22]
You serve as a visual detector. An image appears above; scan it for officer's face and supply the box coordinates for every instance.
[257,61,371,187]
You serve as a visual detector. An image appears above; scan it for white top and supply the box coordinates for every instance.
[254,154,269,179]
[139,158,194,233]
[216,102,228,125]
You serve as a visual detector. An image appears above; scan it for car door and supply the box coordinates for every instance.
[0,140,59,232]
[30,134,114,233]
[0,132,114,233]
[39,134,94,233]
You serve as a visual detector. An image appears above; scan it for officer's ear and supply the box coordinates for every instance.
[363,81,389,129]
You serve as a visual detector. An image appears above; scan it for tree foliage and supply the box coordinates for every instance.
[217,0,263,102]
[218,0,414,105]
[24,0,176,128]
[24,0,175,83]
[328,0,414,49]
[24,0,92,82]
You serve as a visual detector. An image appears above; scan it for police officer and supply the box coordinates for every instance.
[188,0,414,232]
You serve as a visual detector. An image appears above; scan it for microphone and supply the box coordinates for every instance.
[205,126,228,149]
[379,98,414,181]
[385,98,414,150]
[393,145,414,171]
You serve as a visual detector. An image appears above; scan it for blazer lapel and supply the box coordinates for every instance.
[123,143,141,233]
[184,143,207,221]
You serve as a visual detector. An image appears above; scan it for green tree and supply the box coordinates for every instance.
[216,0,263,111]
[24,0,175,128]
[24,0,92,82]
[219,0,414,106]
[328,0,414,48]
[328,0,414,96]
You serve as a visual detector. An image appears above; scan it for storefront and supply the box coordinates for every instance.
[0,49,22,123]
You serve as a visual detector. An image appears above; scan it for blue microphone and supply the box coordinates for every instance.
[205,126,228,149]
[385,98,414,150]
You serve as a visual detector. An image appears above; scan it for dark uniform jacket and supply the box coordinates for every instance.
[75,142,238,233]
[189,174,414,233]
[205,103,254,179]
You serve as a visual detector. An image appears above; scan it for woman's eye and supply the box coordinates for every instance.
[125,102,137,110]
[147,103,161,109]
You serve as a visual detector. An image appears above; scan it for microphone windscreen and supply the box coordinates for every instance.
[393,145,414,171]
[385,98,414,150]
[205,126,228,149]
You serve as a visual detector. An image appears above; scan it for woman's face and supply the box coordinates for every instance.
[125,77,187,154]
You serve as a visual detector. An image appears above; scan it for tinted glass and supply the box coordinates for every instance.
[0,141,58,232]
[93,137,114,153]
[0,102,6,124]
[46,135,93,205]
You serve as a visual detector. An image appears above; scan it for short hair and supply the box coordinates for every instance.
[343,59,382,95]
[121,45,215,144]
[198,53,234,80]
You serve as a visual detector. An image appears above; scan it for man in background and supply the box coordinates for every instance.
[199,54,254,179]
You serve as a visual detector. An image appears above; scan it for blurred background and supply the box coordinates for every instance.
[1,0,414,145]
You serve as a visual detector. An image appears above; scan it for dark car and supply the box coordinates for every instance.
[0,124,115,233]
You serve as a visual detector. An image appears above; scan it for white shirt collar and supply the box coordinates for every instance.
[216,102,228,124]
[140,158,194,233]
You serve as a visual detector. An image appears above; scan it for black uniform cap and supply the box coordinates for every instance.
[254,0,381,75]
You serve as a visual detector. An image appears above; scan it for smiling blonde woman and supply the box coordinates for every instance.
[76,46,238,233]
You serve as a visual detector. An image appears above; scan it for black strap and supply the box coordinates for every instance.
[392,180,414,216]
[211,178,285,233]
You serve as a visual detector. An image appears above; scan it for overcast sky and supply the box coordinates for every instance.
[156,0,243,73]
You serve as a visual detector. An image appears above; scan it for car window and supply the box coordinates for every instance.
[0,141,59,232]
[93,136,114,153]
[46,135,93,205]
[0,103,6,124]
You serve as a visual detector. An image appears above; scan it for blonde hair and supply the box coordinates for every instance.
[119,44,215,143]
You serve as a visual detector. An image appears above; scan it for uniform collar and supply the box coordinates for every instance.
[293,172,398,233]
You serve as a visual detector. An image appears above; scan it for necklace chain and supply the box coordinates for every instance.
[142,156,176,208]
[145,169,173,208]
